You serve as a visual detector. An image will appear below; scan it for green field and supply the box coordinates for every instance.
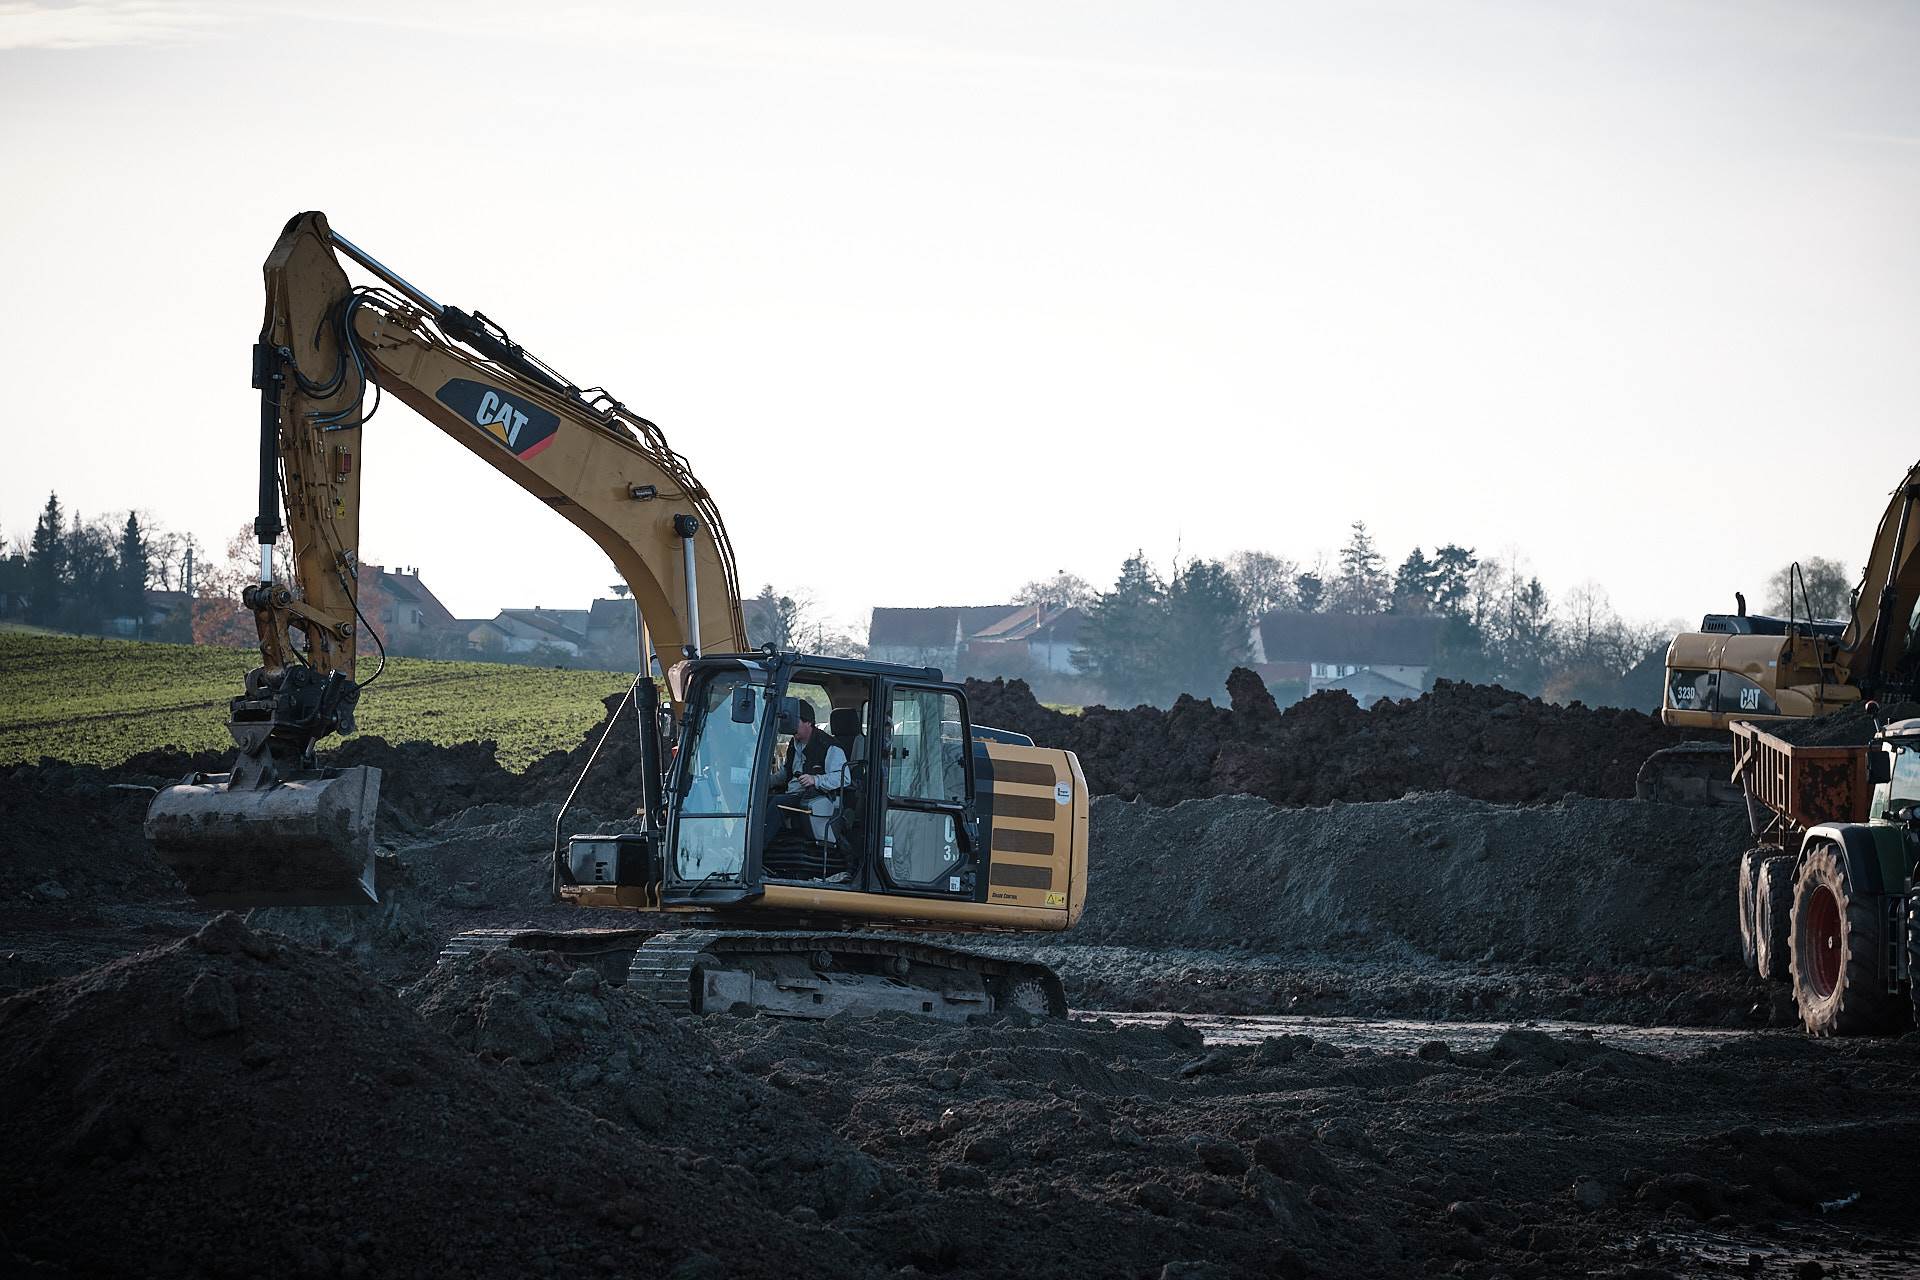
[0,630,631,769]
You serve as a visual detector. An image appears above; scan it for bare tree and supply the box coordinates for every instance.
[1226,550,1298,621]
[1763,557,1854,621]
[1015,571,1094,610]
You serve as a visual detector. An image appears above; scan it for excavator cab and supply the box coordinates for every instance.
[661,654,979,906]
[554,649,1086,939]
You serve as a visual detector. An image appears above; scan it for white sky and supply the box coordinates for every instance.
[4,0,1919,636]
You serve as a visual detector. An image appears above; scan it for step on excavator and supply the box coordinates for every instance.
[145,212,1086,1020]
[1636,461,1920,804]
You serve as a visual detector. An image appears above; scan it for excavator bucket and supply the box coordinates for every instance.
[145,766,382,907]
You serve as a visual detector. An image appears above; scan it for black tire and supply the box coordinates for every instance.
[1737,847,1766,972]
[1909,895,1920,1030]
[1789,842,1896,1036]
[1754,855,1796,983]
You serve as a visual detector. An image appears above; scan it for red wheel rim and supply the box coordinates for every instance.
[1806,884,1842,998]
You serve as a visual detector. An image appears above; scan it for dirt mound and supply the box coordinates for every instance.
[1768,699,1920,747]
[0,914,858,1278]
[0,761,181,904]
[404,946,897,1221]
[965,671,1703,807]
[1069,792,1752,965]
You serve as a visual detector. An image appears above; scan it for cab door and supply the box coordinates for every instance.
[878,683,977,898]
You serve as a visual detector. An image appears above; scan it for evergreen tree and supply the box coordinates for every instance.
[1328,521,1389,614]
[1073,551,1168,706]
[747,584,798,649]
[1390,547,1437,614]
[63,513,119,631]
[1164,559,1248,700]
[1429,544,1477,618]
[1294,570,1325,614]
[118,512,151,627]
[26,492,64,624]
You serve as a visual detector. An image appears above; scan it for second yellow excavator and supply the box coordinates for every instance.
[1635,463,1920,803]
[1661,462,1920,731]
[145,212,1087,1020]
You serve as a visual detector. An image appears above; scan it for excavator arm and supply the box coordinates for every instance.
[1835,461,1920,689]
[255,210,745,686]
[147,211,748,906]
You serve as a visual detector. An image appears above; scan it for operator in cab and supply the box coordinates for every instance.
[766,700,847,846]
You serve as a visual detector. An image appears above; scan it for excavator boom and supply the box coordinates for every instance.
[147,212,747,904]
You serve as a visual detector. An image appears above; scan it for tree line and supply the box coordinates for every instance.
[0,493,201,639]
[1022,521,1671,709]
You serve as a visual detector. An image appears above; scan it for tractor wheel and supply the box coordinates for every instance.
[1909,895,1920,1030]
[1753,855,1796,983]
[1789,843,1895,1036]
[1737,848,1765,973]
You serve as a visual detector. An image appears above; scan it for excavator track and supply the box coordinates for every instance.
[627,929,1067,1021]
[439,926,1065,1021]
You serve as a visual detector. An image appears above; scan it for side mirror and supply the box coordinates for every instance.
[1870,748,1893,785]
[731,686,757,724]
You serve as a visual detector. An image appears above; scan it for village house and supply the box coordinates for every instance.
[866,605,1016,671]
[469,607,590,658]
[963,603,1085,677]
[362,565,462,656]
[1252,611,1447,707]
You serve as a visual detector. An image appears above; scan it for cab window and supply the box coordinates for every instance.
[887,688,966,804]
[1889,745,1920,812]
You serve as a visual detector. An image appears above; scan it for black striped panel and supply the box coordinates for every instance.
[988,793,1056,823]
[992,827,1055,855]
[989,862,1053,890]
[988,758,1056,788]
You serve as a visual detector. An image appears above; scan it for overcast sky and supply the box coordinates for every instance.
[4,0,1918,638]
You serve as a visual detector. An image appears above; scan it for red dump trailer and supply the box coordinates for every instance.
[1729,719,1916,1035]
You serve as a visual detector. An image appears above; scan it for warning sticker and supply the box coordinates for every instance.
[1045,891,1066,907]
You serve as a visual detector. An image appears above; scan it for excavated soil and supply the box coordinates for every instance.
[1768,700,1920,747]
[6,680,1920,1274]
[1074,792,1752,967]
[4,914,1918,1279]
[964,670,1708,807]
[0,914,857,1279]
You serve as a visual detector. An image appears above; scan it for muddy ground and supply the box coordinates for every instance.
[3,916,1917,1279]
[2,678,1917,1276]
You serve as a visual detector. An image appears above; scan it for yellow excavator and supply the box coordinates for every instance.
[144,212,1086,1019]
[1661,462,1920,731]
[1637,463,1920,801]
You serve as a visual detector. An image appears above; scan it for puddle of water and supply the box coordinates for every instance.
[1079,1009,1768,1058]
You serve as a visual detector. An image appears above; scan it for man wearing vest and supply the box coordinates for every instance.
[765,699,847,849]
